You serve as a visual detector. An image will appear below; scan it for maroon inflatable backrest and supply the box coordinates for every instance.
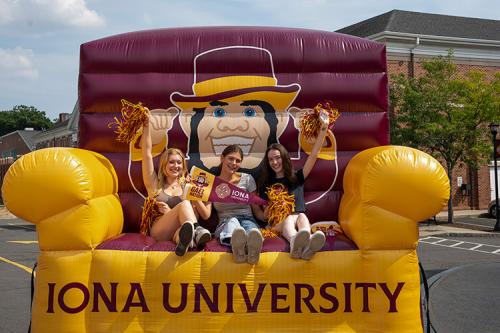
[78,27,388,232]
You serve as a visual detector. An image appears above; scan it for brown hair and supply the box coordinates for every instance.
[258,143,297,189]
[221,144,244,159]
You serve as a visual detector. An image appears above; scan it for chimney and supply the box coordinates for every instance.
[59,113,70,122]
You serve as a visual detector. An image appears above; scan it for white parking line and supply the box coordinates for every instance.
[419,236,500,255]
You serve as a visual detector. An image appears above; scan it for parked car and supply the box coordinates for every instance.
[489,200,498,218]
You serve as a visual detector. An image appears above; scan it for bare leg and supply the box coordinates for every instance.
[278,215,299,242]
[277,214,310,259]
[296,213,311,231]
[150,200,197,242]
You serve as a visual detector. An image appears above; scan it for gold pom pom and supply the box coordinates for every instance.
[260,227,280,239]
[299,100,340,140]
[140,197,163,236]
[109,99,149,144]
[266,183,295,227]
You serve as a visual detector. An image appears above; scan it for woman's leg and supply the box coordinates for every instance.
[239,217,263,265]
[277,215,299,242]
[214,217,246,263]
[280,214,310,259]
[296,213,325,260]
[150,200,196,243]
[215,217,240,246]
[296,213,311,231]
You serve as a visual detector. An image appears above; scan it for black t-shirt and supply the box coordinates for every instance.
[262,169,306,213]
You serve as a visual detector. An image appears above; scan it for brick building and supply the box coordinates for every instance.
[337,10,500,209]
[337,10,500,210]
[34,104,79,149]
[0,129,39,160]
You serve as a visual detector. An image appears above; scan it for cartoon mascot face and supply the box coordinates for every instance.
[170,46,302,172]
[130,45,337,202]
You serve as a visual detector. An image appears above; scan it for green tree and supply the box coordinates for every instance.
[390,53,500,223]
[0,105,53,136]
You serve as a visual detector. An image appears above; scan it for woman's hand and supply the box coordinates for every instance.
[319,109,329,132]
[263,206,269,220]
[302,108,330,179]
[142,107,151,128]
[157,201,170,214]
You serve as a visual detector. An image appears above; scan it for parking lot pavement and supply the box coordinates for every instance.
[427,262,500,333]
[418,216,500,333]
[0,218,38,333]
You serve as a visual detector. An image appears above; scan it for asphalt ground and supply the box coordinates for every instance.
[1,215,500,333]
[0,218,37,333]
[418,215,500,333]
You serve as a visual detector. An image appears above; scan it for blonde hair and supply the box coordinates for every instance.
[156,148,188,192]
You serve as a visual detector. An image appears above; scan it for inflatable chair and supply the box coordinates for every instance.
[2,27,449,332]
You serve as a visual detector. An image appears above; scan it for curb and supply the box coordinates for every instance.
[423,232,500,238]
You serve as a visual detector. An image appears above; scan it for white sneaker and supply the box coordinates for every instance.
[230,227,247,263]
[301,231,326,260]
[194,226,211,248]
[290,229,310,259]
[246,229,264,265]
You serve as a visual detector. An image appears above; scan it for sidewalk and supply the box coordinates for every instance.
[420,209,494,237]
[0,205,15,219]
[435,210,487,219]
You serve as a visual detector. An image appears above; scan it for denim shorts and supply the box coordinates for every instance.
[215,215,260,246]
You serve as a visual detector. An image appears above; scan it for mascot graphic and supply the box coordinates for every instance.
[130,46,338,204]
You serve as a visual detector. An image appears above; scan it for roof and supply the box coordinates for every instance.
[51,118,69,130]
[0,130,41,150]
[17,130,40,150]
[336,10,500,41]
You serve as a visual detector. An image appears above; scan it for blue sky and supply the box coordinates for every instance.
[1,0,499,120]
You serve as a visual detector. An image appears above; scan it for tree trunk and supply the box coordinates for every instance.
[447,163,454,224]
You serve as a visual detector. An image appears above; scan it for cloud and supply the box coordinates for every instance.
[0,0,105,33]
[46,0,105,28]
[0,47,38,80]
[0,0,15,25]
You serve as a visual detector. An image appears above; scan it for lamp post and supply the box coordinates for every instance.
[490,123,500,231]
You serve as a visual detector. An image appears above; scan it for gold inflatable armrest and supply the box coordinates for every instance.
[339,146,450,250]
[1,148,123,251]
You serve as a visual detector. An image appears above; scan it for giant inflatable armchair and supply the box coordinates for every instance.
[2,27,449,332]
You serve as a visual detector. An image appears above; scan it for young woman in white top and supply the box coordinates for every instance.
[194,145,264,265]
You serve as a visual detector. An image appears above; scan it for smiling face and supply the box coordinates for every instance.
[158,149,187,184]
[163,153,184,178]
[220,151,243,177]
[267,149,284,177]
[194,100,270,169]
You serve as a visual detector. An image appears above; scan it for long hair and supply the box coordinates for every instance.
[258,143,297,190]
[156,148,188,191]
